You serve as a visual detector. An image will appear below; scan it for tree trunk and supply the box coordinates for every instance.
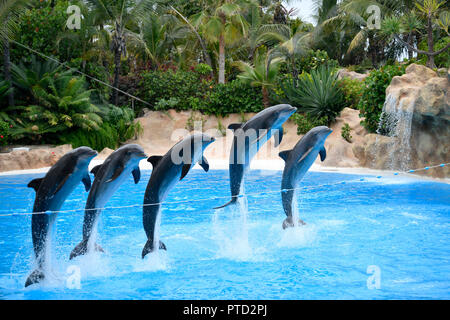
[218,34,225,84]
[262,87,270,108]
[426,15,436,69]
[113,46,121,105]
[3,38,14,107]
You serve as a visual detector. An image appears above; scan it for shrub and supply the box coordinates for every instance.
[194,63,213,76]
[136,70,212,112]
[357,64,406,133]
[61,106,141,151]
[204,80,264,116]
[0,120,10,146]
[338,78,364,109]
[296,50,339,73]
[341,123,352,142]
[280,65,346,123]
[418,36,450,68]
[291,113,328,135]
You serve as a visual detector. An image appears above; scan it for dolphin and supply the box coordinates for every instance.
[215,104,297,209]
[25,147,97,287]
[279,126,332,229]
[70,144,147,259]
[142,133,215,258]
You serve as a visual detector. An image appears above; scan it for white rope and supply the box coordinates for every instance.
[0,162,447,218]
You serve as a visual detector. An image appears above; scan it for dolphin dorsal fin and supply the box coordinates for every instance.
[180,163,191,181]
[90,164,102,177]
[279,150,291,162]
[319,146,326,161]
[147,156,163,169]
[198,156,209,172]
[227,123,244,131]
[27,178,44,192]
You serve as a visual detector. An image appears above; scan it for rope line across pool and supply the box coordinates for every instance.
[0,162,447,218]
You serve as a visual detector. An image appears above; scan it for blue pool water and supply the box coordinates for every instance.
[0,169,449,299]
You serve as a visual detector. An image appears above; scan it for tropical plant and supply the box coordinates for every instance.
[191,0,250,83]
[382,0,450,68]
[0,0,30,107]
[341,123,352,142]
[236,51,283,107]
[85,0,154,105]
[357,64,406,133]
[290,112,328,135]
[280,64,346,123]
[0,119,10,146]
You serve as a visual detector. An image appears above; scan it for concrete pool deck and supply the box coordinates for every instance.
[1,159,448,184]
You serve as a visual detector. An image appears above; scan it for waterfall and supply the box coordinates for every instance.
[374,93,414,171]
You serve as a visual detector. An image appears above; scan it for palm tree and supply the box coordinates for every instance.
[236,50,283,107]
[191,0,250,83]
[383,0,450,68]
[85,0,153,105]
[0,0,30,107]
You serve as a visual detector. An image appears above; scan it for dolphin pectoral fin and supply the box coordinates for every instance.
[159,241,167,250]
[227,123,244,131]
[25,269,45,287]
[180,164,191,181]
[273,127,283,148]
[198,156,209,172]
[70,239,89,260]
[82,172,91,192]
[147,156,163,168]
[106,164,124,183]
[279,150,292,162]
[90,164,102,177]
[213,197,238,210]
[132,167,141,184]
[319,146,326,161]
[27,178,44,192]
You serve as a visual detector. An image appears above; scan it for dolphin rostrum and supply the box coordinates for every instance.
[215,104,297,209]
[25,147,97,287]
[142,133,215,258]
[279,126,332,229]
[70,144,147,259]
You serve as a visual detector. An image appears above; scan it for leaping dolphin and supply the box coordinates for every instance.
[70,144,147,259]
[25,147,97,287]
[279,126,332,229]
[142,133,215,258]
[215,104,297,209]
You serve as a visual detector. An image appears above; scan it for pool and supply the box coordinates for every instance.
[0,169,449,299]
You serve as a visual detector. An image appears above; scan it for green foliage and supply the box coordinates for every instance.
[12,1,79,63]
[0,120,10,146]
[136,71,263,116]
[204,80,264,116]
[290,113,328,135]
[357,64,406,133]
[295,49,338,74]
[60,106,141,151]
[0,80,13,108]
[341,123,352,142]
[194,63,213,76]
[280,65,346,123]
[137,70,212,112]
[418,36,450,68]
[338,77,364,109]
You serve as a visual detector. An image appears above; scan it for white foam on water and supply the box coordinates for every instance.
[133,249,170,272]
[399,211,428,220]
[276,223,318,248]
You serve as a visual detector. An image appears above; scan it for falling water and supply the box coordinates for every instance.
[375,93,414,171]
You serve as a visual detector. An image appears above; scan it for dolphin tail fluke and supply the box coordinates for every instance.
[70,239,104,260]
[282,217,306,229]
[142,240,167,259]
[213,197,238,210]
[25,269,45,287]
